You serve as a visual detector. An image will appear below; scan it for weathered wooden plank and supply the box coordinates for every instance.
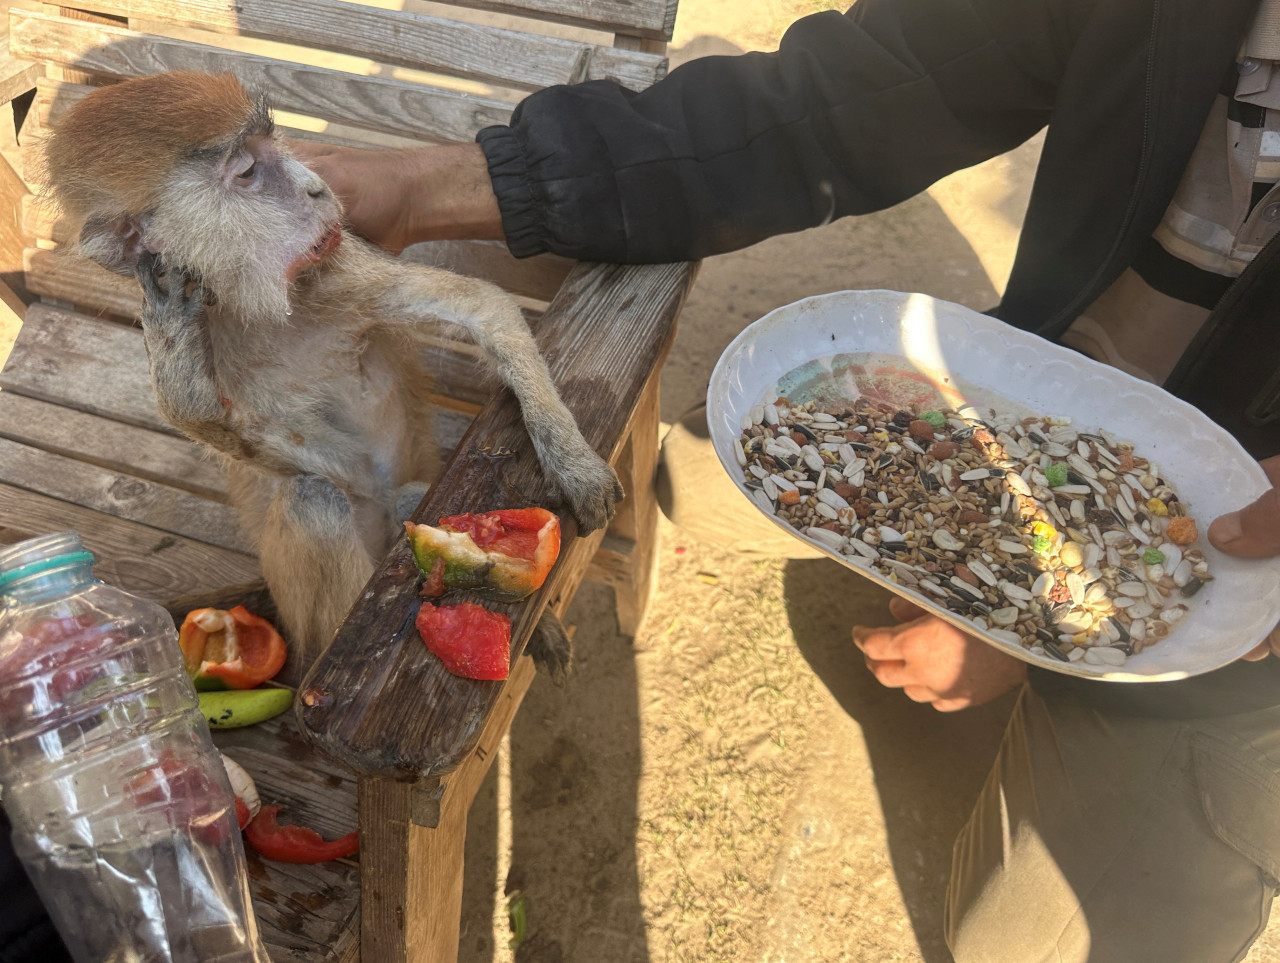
[358,652,536,961]
[24,246,142,318]
[0,391,228,498]
[0,484,260,600]
[297,258,698,778]
[0,437,250,552]
[25,190,572,305]
[7,299,497,433]
[212,711,360,963]
[2,301,172,432]
[40,0,667,90]
[409,0,677,42]
[0,55,41,105]
[11,10,517,145]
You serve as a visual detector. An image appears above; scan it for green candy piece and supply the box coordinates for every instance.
[1142,547,1166,565]
[921,410,947,429]
[1031,534,1052,555]
[1044,464,1069,488]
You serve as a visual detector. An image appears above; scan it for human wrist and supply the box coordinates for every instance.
[397,143,504,247]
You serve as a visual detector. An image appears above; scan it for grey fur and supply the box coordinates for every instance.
[120,126,618,665]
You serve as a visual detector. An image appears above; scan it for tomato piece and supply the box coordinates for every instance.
[234,796,252,831]
[178,606,287,690]
[243,805,359,864]
[405,508,560,601]
[415,601,510,680]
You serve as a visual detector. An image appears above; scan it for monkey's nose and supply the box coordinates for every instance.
[307,183,326,198]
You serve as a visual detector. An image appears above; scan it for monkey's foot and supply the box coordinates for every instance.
[551,447,623,534]
[528,609,573,683]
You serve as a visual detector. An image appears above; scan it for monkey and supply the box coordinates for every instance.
[41,72,623,674]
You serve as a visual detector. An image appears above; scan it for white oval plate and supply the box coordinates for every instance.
[707,290,1280,682]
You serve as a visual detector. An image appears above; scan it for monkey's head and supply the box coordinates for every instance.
[43,71,343,321]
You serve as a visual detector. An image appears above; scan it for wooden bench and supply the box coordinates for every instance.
[0,2,696,958]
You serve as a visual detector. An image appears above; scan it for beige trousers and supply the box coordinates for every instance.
[658,407,1280,962]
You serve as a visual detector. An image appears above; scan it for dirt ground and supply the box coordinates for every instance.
[452,4,1280,963]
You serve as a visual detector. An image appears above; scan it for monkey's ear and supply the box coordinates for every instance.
[77,212,161,276]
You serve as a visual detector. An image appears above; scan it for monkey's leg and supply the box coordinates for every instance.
[136,253,303,476]
[380,269,623,532]
[527,609,573,682]
[259,474,375,664]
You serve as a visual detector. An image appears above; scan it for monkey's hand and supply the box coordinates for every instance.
[136,251,204,330]
[549,442,624,534]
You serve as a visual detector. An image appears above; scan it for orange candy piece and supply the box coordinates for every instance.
[1165,516,1198,545]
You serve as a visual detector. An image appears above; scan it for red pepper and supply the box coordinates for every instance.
[178,606,287,691]
[415,601,511,681]
[243,805,359,864]
[233,796,251,831]
[405,508,560,601]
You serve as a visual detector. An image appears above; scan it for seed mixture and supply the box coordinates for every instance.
[734,397,1213,666]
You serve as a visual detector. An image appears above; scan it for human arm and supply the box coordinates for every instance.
[288,142,501,255]
[297,0,1095,262]
[853,596,1028,712]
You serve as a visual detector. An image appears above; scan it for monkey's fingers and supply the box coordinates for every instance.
[136,250,168,301]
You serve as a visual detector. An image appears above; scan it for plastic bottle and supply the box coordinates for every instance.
[0,531,269,962]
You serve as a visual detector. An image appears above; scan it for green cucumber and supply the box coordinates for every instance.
[198,688,293,729]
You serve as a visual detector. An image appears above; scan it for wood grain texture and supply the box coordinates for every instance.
[213,710,361,962]
[357,652,536,960]
[297,259,697,778]
[0,391,229,499]
[606,373,663,635]
[54,0,668,88]
[10,9,516,145]
[417,0,677,42]
[25,246,143,318]
[0,436,251,551]
[26,185,572,304]
[3,301,172,432]
[0,484,260,601]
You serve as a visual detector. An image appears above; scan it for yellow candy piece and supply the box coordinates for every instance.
[1031,521,1057,540]
[873,431,890,442]
[1145,497,1169,517]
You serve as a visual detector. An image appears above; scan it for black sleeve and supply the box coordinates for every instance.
[477,0,1092,263]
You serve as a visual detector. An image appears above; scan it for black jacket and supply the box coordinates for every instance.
[479,0,1280,716]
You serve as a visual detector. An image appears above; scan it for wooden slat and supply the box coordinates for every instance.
[25,189,574,304]
[0,55,41,106]
[11,9,518,145]
[2,301,171,432]
[25,245,144,317]
[0,484,259,601]
[0,437,251,552]
[12,3,660,106]
[409,0,677,43]
[51,0,668,88]
[0,391,228,498]
[297,258,698,779]
[213,711,360,963]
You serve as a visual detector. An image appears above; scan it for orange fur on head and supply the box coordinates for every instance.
[44,72,262,220]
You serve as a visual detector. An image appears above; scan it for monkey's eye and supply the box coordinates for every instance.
[233,159,258,184]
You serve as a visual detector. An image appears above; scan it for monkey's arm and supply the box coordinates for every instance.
[136,254,302,477]
[370,259,622,532]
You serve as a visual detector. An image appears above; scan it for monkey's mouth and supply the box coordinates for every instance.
[287,223,343,279]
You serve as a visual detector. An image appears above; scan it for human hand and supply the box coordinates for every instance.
[1208,454,1280,660]
[852,597,1027,711]
[287,141,503,253]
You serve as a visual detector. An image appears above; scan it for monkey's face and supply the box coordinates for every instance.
[136,133,342,320]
